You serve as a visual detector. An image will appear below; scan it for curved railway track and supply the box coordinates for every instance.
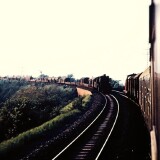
[52,94,119,160]
[99,91,151,159]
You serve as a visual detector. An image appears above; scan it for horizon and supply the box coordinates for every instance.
[0,0,150,84]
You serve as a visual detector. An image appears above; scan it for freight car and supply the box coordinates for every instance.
[79,77,90,87]
[125,67,153,159]
[125,67,151,128]
[124,1,160,159]
[124,73,136,98]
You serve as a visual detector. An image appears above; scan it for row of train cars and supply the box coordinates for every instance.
[125,1,160,160]
[57,74,111,94]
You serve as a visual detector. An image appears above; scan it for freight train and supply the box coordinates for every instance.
[57,74,111,94]
[2,74,111,94]
[125,1,160,159]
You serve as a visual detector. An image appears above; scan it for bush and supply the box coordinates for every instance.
[0,109,80,158]
[0,94,92,159]
[0,84,78,142]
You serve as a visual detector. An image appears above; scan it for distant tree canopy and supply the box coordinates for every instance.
[0,80,28,105]
[66,74,75,82]
[39,74,49,79]
[67,74,73,78]
[109,78,124,91]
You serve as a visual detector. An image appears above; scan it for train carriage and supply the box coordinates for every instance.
[139,67,152,129]
[124,1,160,158]
[149,1,160,159]
[124,73,136,98]
[79,77,89,87]
[93,77,99,90]
[88,78,94,88]
[133,72,142,102]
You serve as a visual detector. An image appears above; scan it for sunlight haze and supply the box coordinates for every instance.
[0,0,150,83]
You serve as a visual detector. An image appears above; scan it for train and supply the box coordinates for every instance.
[125,1,160,159]
[125,67,151,128]
[0,74,111,94]
[57,74,111,94]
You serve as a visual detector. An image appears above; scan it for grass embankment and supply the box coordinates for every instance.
[0,95,91,158]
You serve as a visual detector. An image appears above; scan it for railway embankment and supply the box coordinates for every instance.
[76,87,92,96]
[2,91,104,160]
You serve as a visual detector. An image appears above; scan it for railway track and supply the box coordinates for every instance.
[52,94,119,160]
[99,91,151,159]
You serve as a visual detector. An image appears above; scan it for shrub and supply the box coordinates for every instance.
[0,94,92,159]
[0,109,80,158]
[0,84,78,142]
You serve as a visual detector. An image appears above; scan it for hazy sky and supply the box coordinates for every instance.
[0,0,150,83]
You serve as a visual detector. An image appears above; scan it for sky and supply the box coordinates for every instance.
[0,0,151,83]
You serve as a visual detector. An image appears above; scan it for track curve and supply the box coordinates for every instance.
[52,94,119,160]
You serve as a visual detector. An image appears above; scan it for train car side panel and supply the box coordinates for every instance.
[139,67,151,130]
[150,1,160,159]
[133,73,142,102]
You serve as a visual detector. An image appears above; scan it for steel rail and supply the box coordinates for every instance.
[52,93,108,160]
[95,94,119,160]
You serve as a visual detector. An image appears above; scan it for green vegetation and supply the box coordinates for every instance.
[0,109,80,157]
[0,94,92,157]
[0,80,92,157]
[60,95,91,113]
[82,95,91,108]
[0,79,28,105]
[0,84,77,142]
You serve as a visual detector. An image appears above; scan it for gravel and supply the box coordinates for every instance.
[20,92,105,160]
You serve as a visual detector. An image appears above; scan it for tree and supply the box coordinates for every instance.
[66,74,76,82]
[109,78,124,91]
[67,74,73,79]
